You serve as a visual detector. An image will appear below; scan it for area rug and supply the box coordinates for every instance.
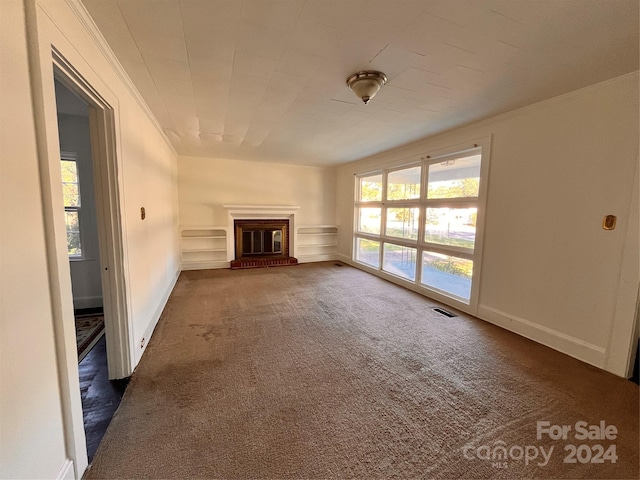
[86,262,639,479]
[76,314,105,362]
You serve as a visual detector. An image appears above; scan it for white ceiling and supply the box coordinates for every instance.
[82,0,638,166]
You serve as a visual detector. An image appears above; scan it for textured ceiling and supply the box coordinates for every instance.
[82,0,639,166]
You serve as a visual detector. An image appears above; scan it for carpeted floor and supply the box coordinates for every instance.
[85,262,639,479]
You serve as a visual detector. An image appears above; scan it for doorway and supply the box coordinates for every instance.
[54,80,105,357]
[52,48,132,381]
[52,48,133,468]
[54,78,128,462]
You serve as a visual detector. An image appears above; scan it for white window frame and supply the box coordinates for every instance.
[353,137,491,315]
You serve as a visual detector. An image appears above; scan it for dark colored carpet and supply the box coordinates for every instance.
[85,262,639,479]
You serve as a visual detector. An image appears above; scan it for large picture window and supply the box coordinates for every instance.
[353,143,489,311]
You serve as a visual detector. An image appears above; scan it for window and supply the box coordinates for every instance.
[425,207,477,249]
[421,251,473,301]
[427,155,480,199]
[358,207,381,235]
[355,238,380,268]
[386,207,419,240]
[359,173,382,202]
[353,144,489,310]
[387,166,420,200]
[61,153,82,257]
[383,243,417,281]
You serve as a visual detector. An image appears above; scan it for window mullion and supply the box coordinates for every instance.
[379,234,418,250]
[356,232,382,242]
[414,158,431,285]
[425,198,478,208]
[421,242,474,259]
[379,169,389,268]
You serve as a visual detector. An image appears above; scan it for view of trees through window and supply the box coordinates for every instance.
[354,149,483,304]
[359,174,382,202]
[61,157,82,257]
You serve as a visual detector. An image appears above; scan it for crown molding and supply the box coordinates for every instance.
[62,0,177,156]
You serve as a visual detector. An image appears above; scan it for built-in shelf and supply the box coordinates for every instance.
[182,248,227,253]
[182,235,226,239]
[180,226,229,270]
[295,225,338,263]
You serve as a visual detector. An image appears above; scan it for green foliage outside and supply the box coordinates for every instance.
[386,207,418,239]
[468,211,477,226]
[429,257,473,279]
[65,211,81,256]
[61,160,80,207]
[428,177,479,199]
[360,177,421,202]
[360,178,382,201]
[386,227,418,240]
[357,238,379,252]
[387,182,420,200]
[61,160,81,256]
[424,234,474,249]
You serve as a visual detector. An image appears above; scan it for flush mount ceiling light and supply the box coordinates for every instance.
[346,70,387,105]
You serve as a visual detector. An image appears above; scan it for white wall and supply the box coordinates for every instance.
[178,155,336,227]
[0,0,180,478]
[0,1,69,478]
[336,72,639,378]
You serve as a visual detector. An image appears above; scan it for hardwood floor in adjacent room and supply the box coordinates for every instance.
[78,335,128,462]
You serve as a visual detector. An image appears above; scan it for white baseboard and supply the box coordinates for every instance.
[56,459,75,480]
[336,253,352,264]
[136,268,180,364]
[477,305,606,369]
[73,295,103,310]
[338,253,607,370]
[181,260,229,270]
[297,253,338,263]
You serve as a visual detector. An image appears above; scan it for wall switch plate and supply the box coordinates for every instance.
[141,207,146,220]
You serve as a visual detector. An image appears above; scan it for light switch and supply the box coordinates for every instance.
[141,207,146,220]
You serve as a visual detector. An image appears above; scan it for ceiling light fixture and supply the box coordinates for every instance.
[346,70,387,105]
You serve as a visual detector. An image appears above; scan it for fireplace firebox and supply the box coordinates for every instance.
[231,219,298,269]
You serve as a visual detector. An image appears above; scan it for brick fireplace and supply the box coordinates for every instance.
[226,205,300,269]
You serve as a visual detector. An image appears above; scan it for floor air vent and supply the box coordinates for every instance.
[432,307,457,318]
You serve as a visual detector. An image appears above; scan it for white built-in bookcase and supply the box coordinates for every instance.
[179,226,229,270]
[295,225,338,263]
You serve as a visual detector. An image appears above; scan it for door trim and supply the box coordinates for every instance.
[53,48,132,379]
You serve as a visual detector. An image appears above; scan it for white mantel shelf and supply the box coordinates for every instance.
[223,205,300,211]
[224,205,301,261]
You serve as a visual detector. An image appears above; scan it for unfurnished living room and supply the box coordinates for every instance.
[0,0,638,479]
